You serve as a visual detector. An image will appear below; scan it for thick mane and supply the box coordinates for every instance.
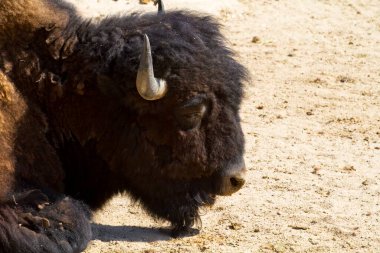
[72,11,247,109]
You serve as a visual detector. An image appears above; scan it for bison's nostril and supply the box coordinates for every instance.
[230,176,245,189]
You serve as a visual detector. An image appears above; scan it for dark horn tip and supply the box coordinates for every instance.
[154,0,165,14]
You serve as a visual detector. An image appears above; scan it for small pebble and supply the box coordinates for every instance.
[251,36,260,43]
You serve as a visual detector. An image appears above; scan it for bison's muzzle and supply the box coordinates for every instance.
[216,159,246,196]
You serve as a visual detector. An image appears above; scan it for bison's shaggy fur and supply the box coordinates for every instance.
[0,0,248,252]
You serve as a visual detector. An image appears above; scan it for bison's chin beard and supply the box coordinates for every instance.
[130,180,216,237]
[168,191,216,238]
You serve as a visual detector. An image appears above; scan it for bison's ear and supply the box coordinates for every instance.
[96,75,124,99]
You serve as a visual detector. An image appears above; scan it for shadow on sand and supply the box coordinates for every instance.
[91,223,172,242]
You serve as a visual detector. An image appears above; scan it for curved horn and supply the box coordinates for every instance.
[136,34,167,101]
[155,0,165,14]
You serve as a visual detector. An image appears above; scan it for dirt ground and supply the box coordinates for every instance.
[65,0,380,252]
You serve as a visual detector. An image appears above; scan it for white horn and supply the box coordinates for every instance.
[136,34,167,101]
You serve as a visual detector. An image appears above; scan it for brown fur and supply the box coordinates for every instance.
[0,0,68,41]
[0,0,77,197]
[0,2,91,252]
[0,70,25,201]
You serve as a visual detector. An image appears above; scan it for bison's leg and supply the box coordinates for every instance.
[0,190,92,253]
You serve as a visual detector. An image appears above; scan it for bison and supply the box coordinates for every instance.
[0,0,248,252]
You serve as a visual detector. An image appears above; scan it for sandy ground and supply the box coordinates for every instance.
[64,0,380,252]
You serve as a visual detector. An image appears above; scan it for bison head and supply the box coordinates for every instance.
[54,10,248,236]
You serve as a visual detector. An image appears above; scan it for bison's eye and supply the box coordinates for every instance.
[175,96,207,131]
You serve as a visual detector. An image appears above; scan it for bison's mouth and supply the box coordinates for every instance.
[192,191,216,206]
